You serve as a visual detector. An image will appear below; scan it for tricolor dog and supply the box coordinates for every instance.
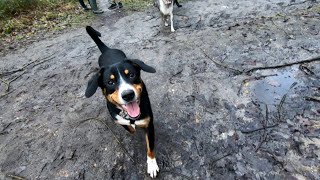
[84,26,159,178]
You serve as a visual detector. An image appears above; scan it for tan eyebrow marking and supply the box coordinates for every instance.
[110,74,115,79]
[124,69,129,75]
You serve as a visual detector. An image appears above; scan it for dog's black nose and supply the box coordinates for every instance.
[121,90,135,101]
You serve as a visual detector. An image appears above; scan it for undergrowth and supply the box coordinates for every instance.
[0,0,93,48]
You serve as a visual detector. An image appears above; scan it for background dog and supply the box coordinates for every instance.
[85,26,159,178]
[156,0,182,32]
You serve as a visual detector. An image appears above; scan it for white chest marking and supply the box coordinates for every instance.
[159,1,173,15]
[114,115,150,128]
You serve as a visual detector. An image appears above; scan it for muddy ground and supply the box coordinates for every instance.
[1,0,320,179]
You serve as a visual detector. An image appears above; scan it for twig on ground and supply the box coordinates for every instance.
[169,69,183,84]
[277,82,297,121]
[199,48,242,74]
[259,149,285,168]
[270,18,294,40]
[299,64,315,76]
[240,124,278,134]
[93,118,135,163]
[0,55,55,98]
[211,152,233,164]
[304,96,320,103]
[245,56,320,75]
[0,53,55,77]
[36,162,48,179]
[255,104,268,152]
[6,174,25,180]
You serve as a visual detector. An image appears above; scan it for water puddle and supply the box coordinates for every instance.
[242,66,304,110]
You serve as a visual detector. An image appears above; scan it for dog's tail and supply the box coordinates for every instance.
[86,26,108,53]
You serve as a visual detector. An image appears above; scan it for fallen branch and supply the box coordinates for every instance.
[245,56,320,75]
[199,48,242,74]
[299,64,315,76]
[6,174,25,180]
[304,96,320,103]
[240,124,278,134]
[0,53,55,77]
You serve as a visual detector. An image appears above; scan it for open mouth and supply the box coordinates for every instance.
[121,100,140,118]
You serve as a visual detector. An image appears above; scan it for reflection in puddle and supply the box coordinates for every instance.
[245,66,302,110]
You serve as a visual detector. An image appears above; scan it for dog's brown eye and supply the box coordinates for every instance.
[107,80,115,86]
[129,73,135,78]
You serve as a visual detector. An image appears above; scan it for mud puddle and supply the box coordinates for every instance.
[243,66,303,111]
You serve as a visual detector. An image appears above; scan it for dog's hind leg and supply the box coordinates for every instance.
[145,123,159,178]
[170,12,175,32]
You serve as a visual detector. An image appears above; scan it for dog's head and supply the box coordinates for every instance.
[162,0,173,5]
[85,59,156,118]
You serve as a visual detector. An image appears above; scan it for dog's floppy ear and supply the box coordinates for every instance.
[128,59,156,73]
[85,68,104,98]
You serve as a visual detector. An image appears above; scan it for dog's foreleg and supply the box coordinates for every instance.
[170,12,175,32]
[145,123,159,178]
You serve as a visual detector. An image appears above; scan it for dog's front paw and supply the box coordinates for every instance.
[171,28,175,32]
[147,157,159,178]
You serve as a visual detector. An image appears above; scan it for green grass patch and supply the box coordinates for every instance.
[0,0,94,46]
[122,0,153,11]
[122,0,190,11]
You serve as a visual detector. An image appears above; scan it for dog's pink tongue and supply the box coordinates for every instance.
[123,102,140,118]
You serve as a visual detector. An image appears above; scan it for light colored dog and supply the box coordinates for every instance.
[159,0,175,32]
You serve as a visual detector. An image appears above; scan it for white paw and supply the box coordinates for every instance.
[171,28,175,32]
[165,22,169,26]
[147,157,159,178]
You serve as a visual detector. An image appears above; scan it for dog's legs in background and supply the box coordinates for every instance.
[170,12,175,32]
[164,15,169,27]
[145,123,159,178]
[175,0,182,7]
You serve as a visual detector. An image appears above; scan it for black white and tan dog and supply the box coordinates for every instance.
[157,0,182,32]
[84,26,159,178]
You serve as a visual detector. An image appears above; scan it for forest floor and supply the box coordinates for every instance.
[0,0,319,179]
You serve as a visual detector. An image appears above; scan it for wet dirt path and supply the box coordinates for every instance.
[1,0,320,179]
